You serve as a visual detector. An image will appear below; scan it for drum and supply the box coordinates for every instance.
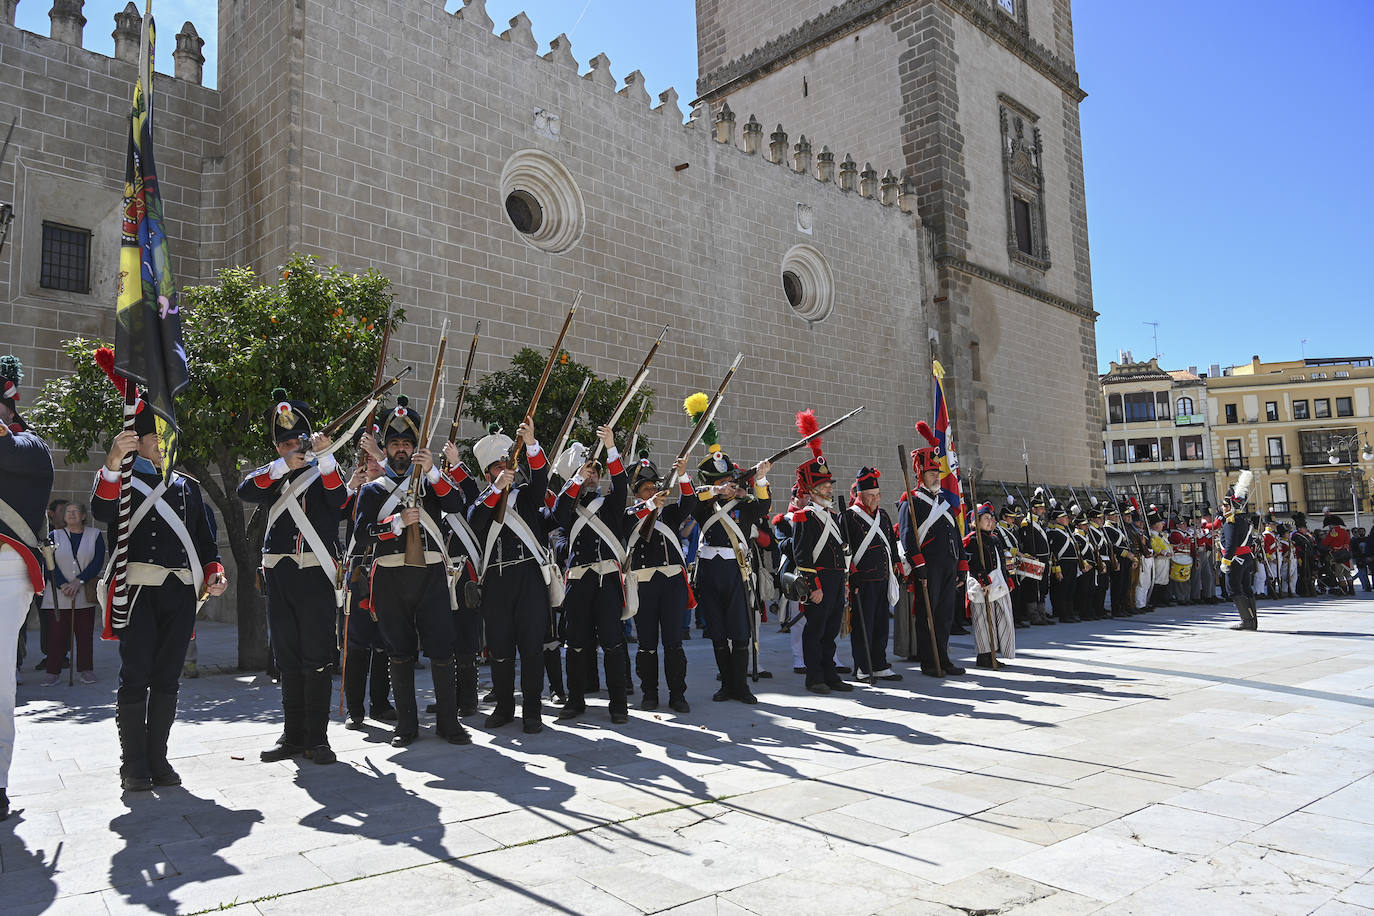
[1013,555,1046,580]
[1169,554,1194,582]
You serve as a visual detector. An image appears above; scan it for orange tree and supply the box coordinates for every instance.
[28,255,401,669]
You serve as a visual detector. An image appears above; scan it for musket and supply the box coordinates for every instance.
[0,118,16,258]
[897,445,942,677]
[403,321,448,565]
[967,474,999,669]
[1051,481,1091,573]
[1074,485,1114,572]
[495,294,580,523]
[836,488,873,686]
[638,353,743,541]
[306,366,414,457]
[590,324,668,462]
[729,405,866,488]
[625,399,649,460]
[442,320,482,471]
[550,376,593,477]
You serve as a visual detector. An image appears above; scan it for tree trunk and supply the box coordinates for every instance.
[187,456,271,671]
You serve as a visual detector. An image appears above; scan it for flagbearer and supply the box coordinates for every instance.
[898,422,967,677]
[354,397,471,747]
[625,451,695,712]
[554,425,631,724]
[787,410,850,695]
[1,355,55,820]
[238,390,348,765]
[91,350,227,791]
[845,467,902,681]
[685,394,772,704]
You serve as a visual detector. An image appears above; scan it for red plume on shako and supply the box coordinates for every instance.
[794,408,833,493]
[93,346,155,436]
[912,420,941,475]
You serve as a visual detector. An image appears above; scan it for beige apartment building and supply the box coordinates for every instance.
[1207,356,1374,523]
[1101,355,1214,512]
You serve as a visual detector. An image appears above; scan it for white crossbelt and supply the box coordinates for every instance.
[567,499,637,619]
[913,489,953,546]
[264,468,340,593]
[849,503,900,605]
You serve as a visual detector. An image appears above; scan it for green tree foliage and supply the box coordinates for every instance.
[463,347,653,463]
[28,255,400,669]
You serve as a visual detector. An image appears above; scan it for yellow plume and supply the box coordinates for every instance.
[683,392,709,418]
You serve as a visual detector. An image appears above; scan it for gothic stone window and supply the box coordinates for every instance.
[999,97,1050,270]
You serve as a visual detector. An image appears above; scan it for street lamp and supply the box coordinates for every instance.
[1325,432,1373,527]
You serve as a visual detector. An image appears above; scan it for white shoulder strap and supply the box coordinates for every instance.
[129,477,205,595]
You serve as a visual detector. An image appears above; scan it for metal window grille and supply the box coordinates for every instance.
[40,221,91,293]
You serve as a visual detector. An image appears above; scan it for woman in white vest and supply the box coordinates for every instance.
[40,503,105,686]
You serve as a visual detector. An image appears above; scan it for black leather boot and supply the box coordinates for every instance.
[388,659,419,746]
[543,647,566,705]
[618,644,634,696]
[665,646,690,713]
[606,643,629,724]
[636,649,659,711]
[975,652,994,669]
[1230,596,1251,630]
[431,658,470,745]
[585,646,601,694]
[369,649,396,721]
[342,647,369,729]
[557,649,587,721]
[484,658,517,728]
[117,699,153,791]
[458,659,480,717]
[303,668,337,764]
[261,669,306,762]
[145,691,181,786]
[711,641,732,702]
[729,644,757,704]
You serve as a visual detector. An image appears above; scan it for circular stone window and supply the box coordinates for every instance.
[780,244,835,322]
[499,150,586,253]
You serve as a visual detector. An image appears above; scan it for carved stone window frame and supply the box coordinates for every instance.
[994,0,1030,34]
[999,94,1050,271]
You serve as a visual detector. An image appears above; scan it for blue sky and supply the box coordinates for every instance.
[21,1,1369,374]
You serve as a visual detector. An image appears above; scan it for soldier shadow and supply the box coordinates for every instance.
[19,673,287,727]
[0,812,60,916]
[106,788,264,914]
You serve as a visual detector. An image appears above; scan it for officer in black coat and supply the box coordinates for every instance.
[624,452,694,712]
[553,425,630,724]
[1021,490,1055,625]
[787,422,849,695]
[1046,503,1079,624]
[353,397,470,747]
[1219,472,1259,631]
[435,439,484,717]
[997,504,1031,628]
[92,387,226,792]
[338,433,396,729]
[237,390,349,765]
[468,420,554,734]
[844,467,902,681]
[897,423,967,677]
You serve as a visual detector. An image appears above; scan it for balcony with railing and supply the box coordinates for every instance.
[1223,456,1250,471]
[1264,452,1292,471]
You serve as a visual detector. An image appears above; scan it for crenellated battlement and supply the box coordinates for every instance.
[0,0,208,85]
[448,0,915,218]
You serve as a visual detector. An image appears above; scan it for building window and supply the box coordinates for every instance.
[1336,397,1353,417]
[40,222,92,293]
[1315,399,1331,419]
[1123,393,1156,423]
[1304,472,1369,508]
[1270,481,1290,513]
[970,341,982,381]
[1110,440,1126,464]
[999,98,1049,269]
[1176,396,1195,417]
[1180,482,1204,505]
[1299,428,1358,466]
[1107,393,1124,425]
[1155,392,1172,420]
[1224,439,1246,470]
[1265,401,1278,421]
[1224,403,1238,424]
[1179,435,1204,460]
[1159,438,1174,461]
[1265,436,1289,469]
[1294,400,1309,420]
[1128,439,1157,463]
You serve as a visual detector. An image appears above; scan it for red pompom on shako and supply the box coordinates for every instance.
[912,420,942,475]
[93,346,155,436]
[794,408,833,492]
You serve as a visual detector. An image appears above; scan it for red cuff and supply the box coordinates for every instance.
[679,479,694,496]
[431,474,452,497]
[319,468,344,490]
[203,561,225,579]
[527,449,546,471]
[483,489,501,508]
[94,473,121,501]
[790,510,807,524]
[448,464,469,483]
[911,553,926,567]
[252,469,276,489]
[378,515,399,540]
[958,559,969,572]
[566,481,583,499]
[607,456,624,477]
[635,505,652,519]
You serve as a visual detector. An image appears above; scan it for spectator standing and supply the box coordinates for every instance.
[40,504,105,685]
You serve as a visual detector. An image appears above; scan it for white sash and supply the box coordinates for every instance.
[480,494,564,607]
[264,468,340,594]
[0,493,43,548]
[804,504,843,564]
[701,498,751,582]
[626,513,688,570]
[443,510,484,578]
[913,489,953,547]
[848,503,900,606]
[130,476,205,600]
[568,498,637,620]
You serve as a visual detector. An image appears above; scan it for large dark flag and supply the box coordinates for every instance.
[116,2,188,477]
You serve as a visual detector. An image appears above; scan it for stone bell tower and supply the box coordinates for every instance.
[696,0,1103,486]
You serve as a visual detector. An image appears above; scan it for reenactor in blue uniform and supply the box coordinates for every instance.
[91,351,227,791]
[897,422,967,677]
[844,467,902,681]
[553,426,630,724]
[1046,502,1079,623]
[684,395,772,704]
[238,390,349,765]
[436,439,484,718]
[338,430,396,728]
[468,421,555,734]
[1022,490,1055,625]
[625,452,694,712]
[1,355,55,819]
[353,397,470,747]
[1219,471,1259,631]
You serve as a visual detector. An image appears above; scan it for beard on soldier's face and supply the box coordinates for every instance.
[387,450,411,473]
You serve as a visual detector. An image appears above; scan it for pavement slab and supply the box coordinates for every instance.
[2,594,1371,914]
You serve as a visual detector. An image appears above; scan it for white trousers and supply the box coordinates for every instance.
[970,593,1016,658]
[2,550,35,790]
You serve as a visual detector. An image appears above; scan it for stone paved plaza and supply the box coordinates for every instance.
[5,595,1374,915]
